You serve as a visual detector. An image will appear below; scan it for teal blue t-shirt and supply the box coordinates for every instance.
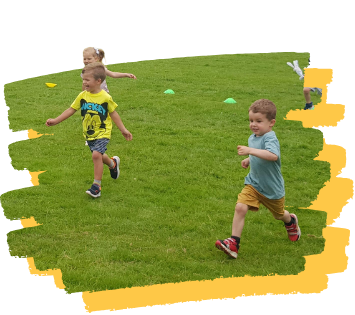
[244,131,285,199]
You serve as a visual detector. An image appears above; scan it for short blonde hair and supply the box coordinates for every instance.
[83,47,105,62]
[82,62,106,83]
[249,99,276,121]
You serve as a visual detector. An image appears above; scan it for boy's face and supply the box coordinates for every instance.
[82,71,101,93]
[83,51,98,65]
[248,111,275,137]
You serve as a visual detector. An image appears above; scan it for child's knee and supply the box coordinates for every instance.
[303,87,311,94]
[92,150,102,161]
[235,203,248,215]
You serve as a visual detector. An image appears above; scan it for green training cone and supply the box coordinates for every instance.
[224,98,237,104]
[164,89,175,94]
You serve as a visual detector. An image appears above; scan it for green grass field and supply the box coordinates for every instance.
[1,52,328,293]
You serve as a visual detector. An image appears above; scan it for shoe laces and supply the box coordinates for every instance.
[223,238,237,247]
[92,184,101,191]
[286,223,298,235]
[224,238,240,250]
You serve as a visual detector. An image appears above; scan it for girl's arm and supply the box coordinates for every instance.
[109,111,133,141]
[106,69,137,79]
[46,108,77,126]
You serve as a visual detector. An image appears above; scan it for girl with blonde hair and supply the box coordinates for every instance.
[82,47,136,93]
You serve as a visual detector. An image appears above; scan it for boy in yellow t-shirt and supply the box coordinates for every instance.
[46,62,132,198]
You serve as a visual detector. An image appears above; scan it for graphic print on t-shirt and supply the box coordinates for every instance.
[80,99,109,139]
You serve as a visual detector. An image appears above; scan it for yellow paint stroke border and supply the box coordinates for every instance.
[20,68,353,312]
[23,131,48,216]
[27,257,66,290]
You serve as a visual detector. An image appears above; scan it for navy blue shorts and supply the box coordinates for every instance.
[87,138,110,154]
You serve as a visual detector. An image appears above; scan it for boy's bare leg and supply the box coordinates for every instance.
[102,153,113,167]
[92,151,104,181]
[303,87,312,103]
[277,209,292,223]
[231,203,249,237]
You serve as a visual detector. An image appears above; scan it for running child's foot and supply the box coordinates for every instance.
[86,183,101,198]
[109,156,120,179]
[285,213,301,241]
[304,102,314,110]
[215,238,239,259]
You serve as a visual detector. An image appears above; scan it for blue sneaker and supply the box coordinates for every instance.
[304,102,314,110]
[86,183,101,198]
[109,156,120,179]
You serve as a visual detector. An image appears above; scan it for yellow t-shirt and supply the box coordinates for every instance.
[71,90,118,140]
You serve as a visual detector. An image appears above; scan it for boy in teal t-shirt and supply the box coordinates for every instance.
[46,62,132,198]
[215,99,301,259]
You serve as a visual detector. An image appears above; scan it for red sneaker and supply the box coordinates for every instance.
[285,214,301,241]
[215,238,239,259]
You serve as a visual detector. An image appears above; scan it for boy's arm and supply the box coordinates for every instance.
[46,108,77,126]
[237,145,278,161]
[109,111,133,141]
[250,148,278,161]
[241,157,250,169]
[106,69,137,79]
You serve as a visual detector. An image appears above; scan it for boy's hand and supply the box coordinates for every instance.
[46,118,56,126]
[241,158,250,169]
[127,73,137,79]
[237,145,250,156]
[122,129,133,141]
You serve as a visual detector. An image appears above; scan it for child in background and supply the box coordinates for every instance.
[303,86,322,110]
[287,59,322,110]
[46,62,132,198]
[82,47,136,146]
[215,99,301,259]
[82,47,137,93]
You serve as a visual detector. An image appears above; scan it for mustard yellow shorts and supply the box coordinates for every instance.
[237,185,285,219]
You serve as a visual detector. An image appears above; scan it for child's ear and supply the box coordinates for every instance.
[270,119,276,126]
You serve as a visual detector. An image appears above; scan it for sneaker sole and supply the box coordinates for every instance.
[112,156,120,179]
[215,241,238,259]
[86,190,101,198]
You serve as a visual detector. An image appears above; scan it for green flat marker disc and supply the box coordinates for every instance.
[164,89,175,94]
